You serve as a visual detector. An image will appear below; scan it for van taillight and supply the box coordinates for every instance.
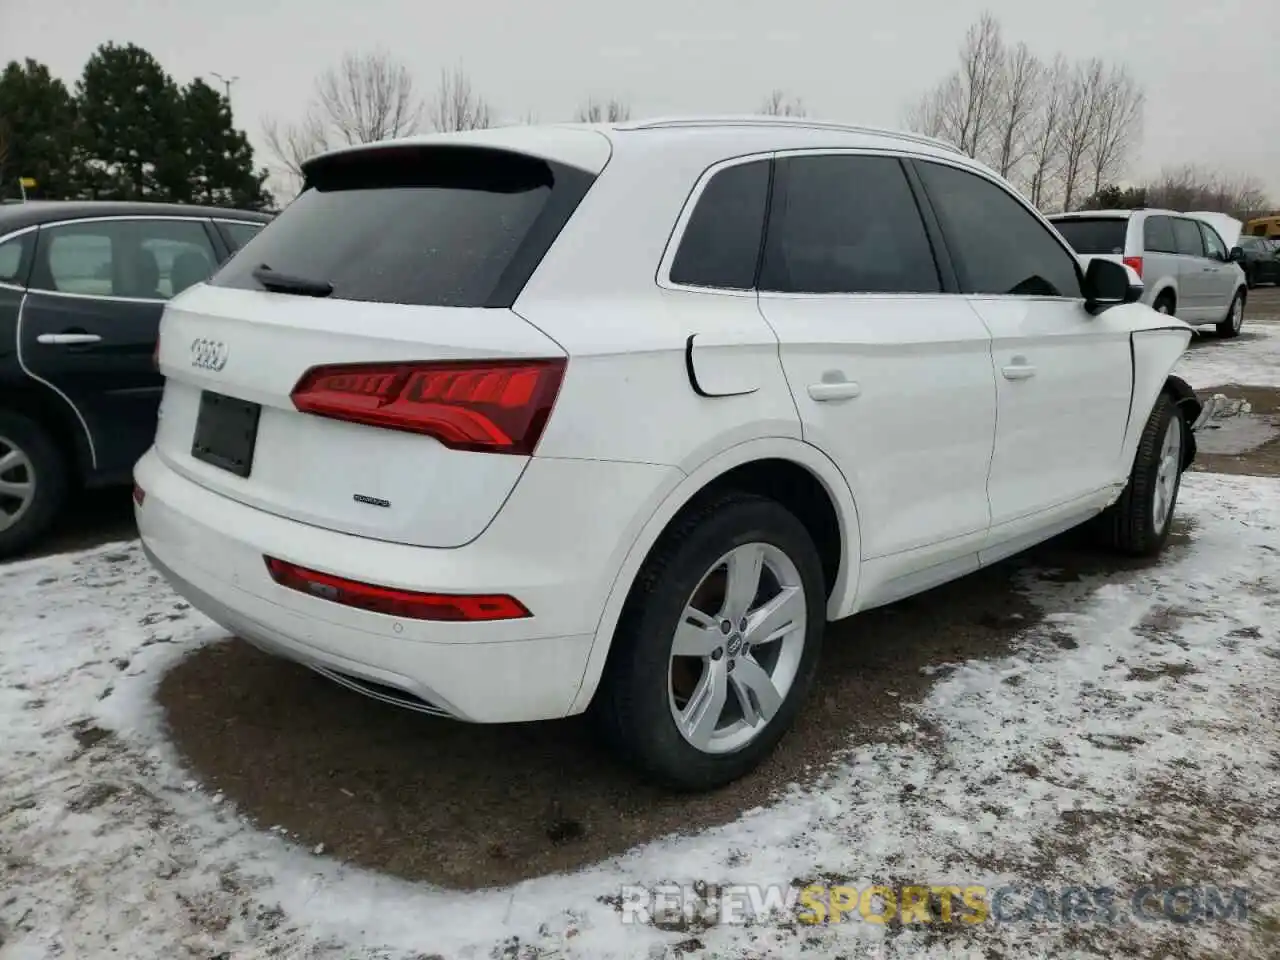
[1123,256,1143,279]
[290,358,566,455]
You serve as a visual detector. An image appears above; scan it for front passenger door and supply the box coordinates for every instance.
[19,217,220,481]
[911,159,1133,538]
[1196,221,1239,308]
[755,153,997,568]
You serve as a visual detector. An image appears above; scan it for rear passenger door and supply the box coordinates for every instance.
[911,159,1132,539]
[1170,217,1211,321]
[755,152,996,568]
[19,217,221,481]
[1140,214,1180,307]
[1196,221,1239,310]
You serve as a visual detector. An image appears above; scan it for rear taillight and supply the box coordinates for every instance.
[290,358,566,455]
[264,557,530,622]
[1122,256,1143,279]
[132,483,145,506]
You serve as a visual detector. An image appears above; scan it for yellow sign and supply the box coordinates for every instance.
[19,177,37,188]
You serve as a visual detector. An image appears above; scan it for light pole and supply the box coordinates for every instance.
[210,72,239,104]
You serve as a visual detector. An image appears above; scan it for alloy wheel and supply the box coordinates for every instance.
[1152,416,1182,533]
[667,542,807,754]
[0,435,36,534]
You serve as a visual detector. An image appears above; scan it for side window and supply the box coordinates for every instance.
[915,161,1082,298]
[0,233,32,285]
[1143,216,1177,254]
[759,154,941,294]
[35,219,218,299]
[217,220,265,253]
[1171,219,1205,258]
[1199,223,1227,260]
[669,160,770,289]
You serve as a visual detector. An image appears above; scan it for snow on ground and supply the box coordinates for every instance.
[1175,320,1280,390]
[2,472,1279,959]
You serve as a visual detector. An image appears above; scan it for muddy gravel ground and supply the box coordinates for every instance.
[156,523,1185,891]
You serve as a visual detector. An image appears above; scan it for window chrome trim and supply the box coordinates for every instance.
[14,291,98,469]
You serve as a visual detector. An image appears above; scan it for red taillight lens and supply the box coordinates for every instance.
[1122,256,1143,279]
[290,358,566,455]
[264,557,531,622]
[132,483,145,506]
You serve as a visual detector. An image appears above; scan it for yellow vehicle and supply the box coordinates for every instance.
[1245,215,1280,238]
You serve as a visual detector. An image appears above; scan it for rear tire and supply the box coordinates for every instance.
[0,410,68,560]
[1216,289,1245,338]
[594,493,826,791]
[1153,292,1176,317]
[1097,393,1184,557]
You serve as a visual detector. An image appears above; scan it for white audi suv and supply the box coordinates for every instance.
[135,117,1205,790]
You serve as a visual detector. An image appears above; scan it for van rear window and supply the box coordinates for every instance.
[212,146,594,308]
[1050,218,1128,255]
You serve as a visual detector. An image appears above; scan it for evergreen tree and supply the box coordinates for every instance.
[179,78,271,209]
[0,59,78,200]
[74,42,185,200]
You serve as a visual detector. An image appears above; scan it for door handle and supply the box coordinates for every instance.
[1002,361,1037,381]
[37,332,102,346]
[807,378,861,402]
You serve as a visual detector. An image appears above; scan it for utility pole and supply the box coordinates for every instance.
[210,72,239,104]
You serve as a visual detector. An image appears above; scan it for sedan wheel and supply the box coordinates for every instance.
[0,435,37,534]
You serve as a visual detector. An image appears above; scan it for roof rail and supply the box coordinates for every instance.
[620,115,963,155]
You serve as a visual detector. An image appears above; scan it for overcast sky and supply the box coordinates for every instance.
[2,0,1277,200]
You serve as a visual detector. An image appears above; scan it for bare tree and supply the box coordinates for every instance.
[314,50,424,145]
[575,97,631,123]
[1023,55,1068,209]
[1055,58,1103,212]
[429,67,494,133]
[760,89,806,117]
[989,41,1041,179]
[1086,64,1144,198]
[262,48,425,197]
[261,113,331,190]
[904,13,1004,157]
[1144,165,1272,220]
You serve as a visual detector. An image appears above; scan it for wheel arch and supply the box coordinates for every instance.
[1120,329,1198,477]
[0,379,92,482]
[566,436,860,715]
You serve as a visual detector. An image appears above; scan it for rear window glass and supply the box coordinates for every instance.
[1050,218,1128,255]
[212,147,592,308]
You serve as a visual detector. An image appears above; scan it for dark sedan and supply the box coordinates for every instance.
[1240,236,1280,288]
[0,200,272,557]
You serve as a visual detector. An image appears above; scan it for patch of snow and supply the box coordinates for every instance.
[2,475,1279,958]
[1175,322,1280,389]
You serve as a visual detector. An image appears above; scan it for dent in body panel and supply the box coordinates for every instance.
[1119,325,1194,475]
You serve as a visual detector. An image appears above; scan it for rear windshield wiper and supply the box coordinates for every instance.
[251,263,334,298]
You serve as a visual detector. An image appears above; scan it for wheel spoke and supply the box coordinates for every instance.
[730,657,783,727]
[0,477,32,498]
[744,585,803,646]
[680,663,728,750]
[672,607,722,657]
[721,544,764,621]
[0,449,24,475]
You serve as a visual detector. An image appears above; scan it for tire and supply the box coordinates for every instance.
[0,410,68,560]
[1098,393,1184,557]
[1215,289,1245,338]
[1153,292,1175,316]
[594,493,826,791]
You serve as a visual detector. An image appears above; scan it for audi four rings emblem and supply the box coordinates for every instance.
[190,338,229,371]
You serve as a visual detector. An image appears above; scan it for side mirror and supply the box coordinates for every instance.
[1083,258,1134,314]
[1228,246,1246,263]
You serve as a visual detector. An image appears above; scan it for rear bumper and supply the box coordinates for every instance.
[135,447,679,722]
